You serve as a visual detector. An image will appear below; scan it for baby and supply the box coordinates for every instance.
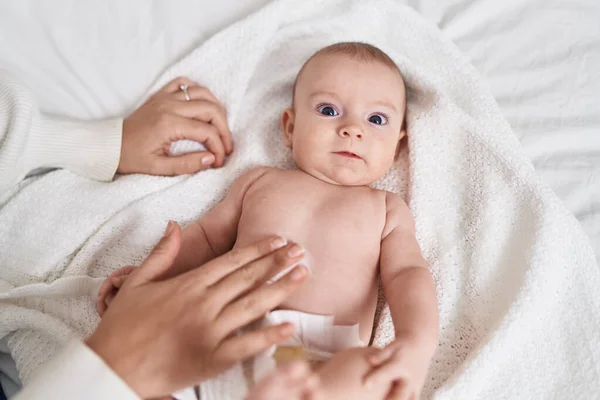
[99,42,439,399]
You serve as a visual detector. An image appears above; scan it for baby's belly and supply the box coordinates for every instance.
[237,233,380,343]
[278,273,379,344]
[235,205,383,343]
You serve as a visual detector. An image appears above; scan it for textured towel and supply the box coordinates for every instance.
[0,0,598,398]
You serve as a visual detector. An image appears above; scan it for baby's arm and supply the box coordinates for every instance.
[365,192,438,395]
[162,166,273,279]
[380,192,438,347]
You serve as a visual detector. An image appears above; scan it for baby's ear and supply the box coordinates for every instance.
[399,118,407,141]
[281,108,295,148]
[395,127,407,159]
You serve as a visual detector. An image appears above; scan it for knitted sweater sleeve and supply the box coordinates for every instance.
[12,339,140,400]
[0,70,123,199]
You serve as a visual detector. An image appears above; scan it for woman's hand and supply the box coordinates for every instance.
[118,77,233,176]
[86,221,308,399]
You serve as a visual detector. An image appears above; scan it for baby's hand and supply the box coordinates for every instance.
[315,347,391,400]
[364,339,431,400]
[96,266,136,316]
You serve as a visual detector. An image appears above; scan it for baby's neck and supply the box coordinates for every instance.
[291,166,373,189]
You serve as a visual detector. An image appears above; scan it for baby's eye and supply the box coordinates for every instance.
[368,114,388,125]
[317,104,339,117]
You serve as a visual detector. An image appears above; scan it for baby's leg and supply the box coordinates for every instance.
[315,347,391,400]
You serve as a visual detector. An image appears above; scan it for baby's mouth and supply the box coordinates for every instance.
[333,151,362,159]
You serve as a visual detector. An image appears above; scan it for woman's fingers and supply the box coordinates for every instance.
[152,152,216,176]
[171,85,220,105]
[128,222,182,286]
[209,242,305,307]
[120,76,233,177]
[214,322,295,370]
[157,77,234,157]
[170,116,226,167]
[215,264,308,337]
[168,100,232,155]
[183,236,288,287]
[159,76,200,94]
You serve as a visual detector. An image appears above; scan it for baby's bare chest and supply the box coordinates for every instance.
[236,178,386,267]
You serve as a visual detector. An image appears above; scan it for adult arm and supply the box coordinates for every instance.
[15,222,308,399]
[0,73,232,201]
[12,340,139,400]
[0,70,122,199]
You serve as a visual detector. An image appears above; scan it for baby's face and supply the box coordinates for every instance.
[282,53,406,186]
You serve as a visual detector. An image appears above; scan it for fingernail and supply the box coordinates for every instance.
[288,243,304,258]
[270,236,287,249]
[280,323,295,337]
[290,265,307,281]
[164,221,175,235]
[202,154,215,166]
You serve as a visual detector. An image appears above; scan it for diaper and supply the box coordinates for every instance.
[265,309,365,362]
[252,310,365,389]
[173,310,364,400]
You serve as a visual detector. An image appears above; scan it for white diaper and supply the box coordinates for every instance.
[173,310,365,400]
[264,309,365,360]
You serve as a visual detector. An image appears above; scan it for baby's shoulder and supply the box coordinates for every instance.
[380,190,415,236]
[232,166,294,197]
[228,166,278,198]
[364,189,406,209]
[234,166,278,185]
[382,190,408,211]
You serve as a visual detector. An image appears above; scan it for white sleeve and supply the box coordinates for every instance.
[0,70,123,197]
[12,339,140,400]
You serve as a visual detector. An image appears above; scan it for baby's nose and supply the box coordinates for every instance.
[339,125,363,139]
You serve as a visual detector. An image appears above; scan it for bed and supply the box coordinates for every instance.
[0,0,598,397]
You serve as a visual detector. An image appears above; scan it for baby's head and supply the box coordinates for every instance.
[281,42,407,186]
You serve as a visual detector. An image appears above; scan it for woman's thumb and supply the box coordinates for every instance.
[130,221,181,285]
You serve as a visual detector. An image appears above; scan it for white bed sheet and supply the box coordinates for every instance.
[0,0,598,396]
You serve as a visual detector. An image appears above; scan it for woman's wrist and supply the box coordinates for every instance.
[30,115,123,181]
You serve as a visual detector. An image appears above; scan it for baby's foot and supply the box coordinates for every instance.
[247,361,321,400]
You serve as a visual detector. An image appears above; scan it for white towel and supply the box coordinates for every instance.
[0,0,598,398]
